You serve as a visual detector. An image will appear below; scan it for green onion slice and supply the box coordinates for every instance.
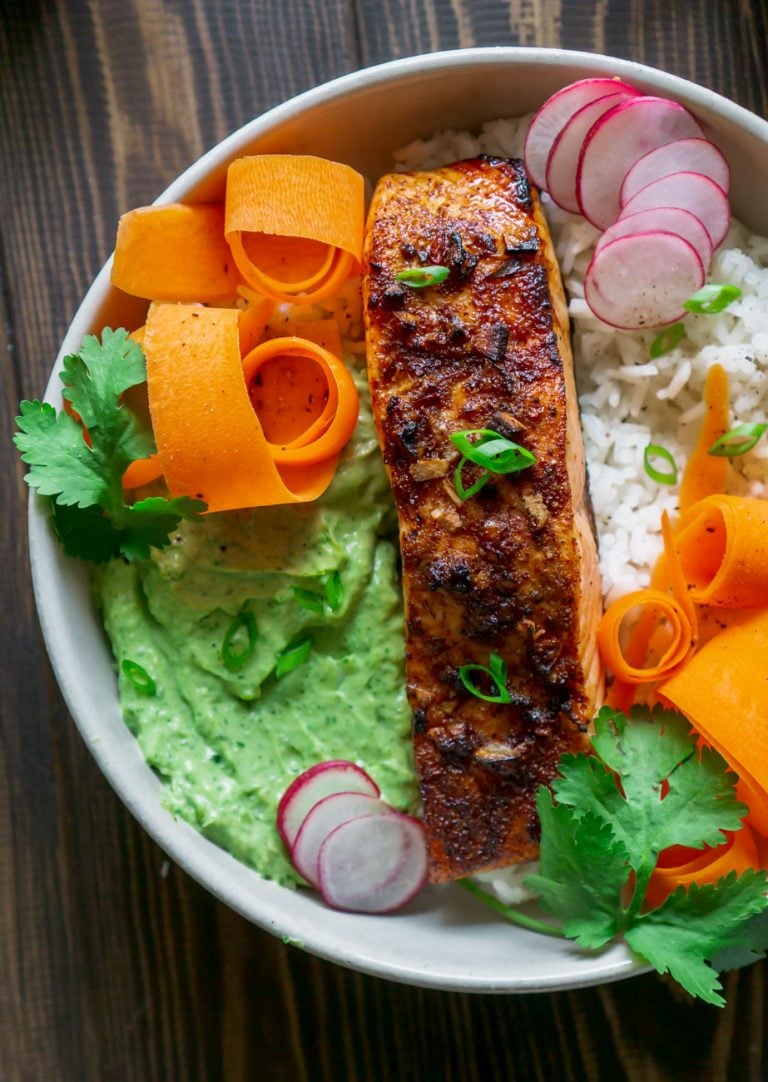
[292,587,326,614]
[644,444,678,485]
[708,422,768,458]
[275,635,313,679]
[292,570,344,614]
[395,265,450,288]
[450,428,536,502]
[458,651,512,704]
[683,283,742,315]
[121,659,157,696]
[323,569,344,612]
[222,609,258,670]
[649,322,685,359]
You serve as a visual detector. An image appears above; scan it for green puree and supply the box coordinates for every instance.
[93,373,416,886]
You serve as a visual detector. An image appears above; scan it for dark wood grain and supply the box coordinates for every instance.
[2,1,768,1080]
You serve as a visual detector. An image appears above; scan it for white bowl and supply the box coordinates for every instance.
[29,47,768,993]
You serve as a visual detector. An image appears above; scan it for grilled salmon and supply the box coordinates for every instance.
[363,156,603,882]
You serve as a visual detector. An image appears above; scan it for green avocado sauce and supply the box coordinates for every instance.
[93,370,417,886]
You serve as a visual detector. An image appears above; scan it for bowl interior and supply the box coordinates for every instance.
[29,48,768,993]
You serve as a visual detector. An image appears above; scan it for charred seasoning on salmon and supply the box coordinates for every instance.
[363,157,603,883]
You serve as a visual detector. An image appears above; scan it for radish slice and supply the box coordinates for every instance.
[277,760,380,850]
[524,77,640,189]
[318,812,428,913]
[584,231,705,330]
[620,171,731,249]
[576,97,705,230]
[546,90,635,213]
[597,207,713,271]
[620,137,730,207]
[291,792,389,886]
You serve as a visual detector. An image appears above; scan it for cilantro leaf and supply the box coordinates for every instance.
[524,791,631,949]
[553,706,746,910]
[114,495,206,561]
[625,870,768,1007]
[14,329,206,562]
[15,400,108,507]
[711,908,768,973]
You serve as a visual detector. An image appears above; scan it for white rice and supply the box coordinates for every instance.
[395,117,768,901]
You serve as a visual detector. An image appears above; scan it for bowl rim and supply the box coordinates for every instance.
[27,45,767,993]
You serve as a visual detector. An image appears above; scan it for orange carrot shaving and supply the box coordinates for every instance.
[238,295,276,356]
[660,609,768,836]
[112,204,241,303]
[265,317,343,359]
[143,304,358,512]
[598,590,693,685]
[224,155,364,304]
[645,826,759,909]
[674,494,768,608]
[600,511,697,692]
[241,337,358,464]
[679,363,729,514]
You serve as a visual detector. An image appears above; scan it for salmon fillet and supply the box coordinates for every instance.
[363,156,603,883]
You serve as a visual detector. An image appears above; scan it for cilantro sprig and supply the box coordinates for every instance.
[464,707,768,1006]
[14,328,206,562]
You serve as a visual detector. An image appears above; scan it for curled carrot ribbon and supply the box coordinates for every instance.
[140,303,358,513]
[224,155,364,304]
[112,204,242,303]
[645,825,759,909]
[674,494,768,608]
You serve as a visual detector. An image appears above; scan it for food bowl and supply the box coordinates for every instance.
[28,47,768,993]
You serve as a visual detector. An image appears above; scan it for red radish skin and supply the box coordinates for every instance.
[523,77,640,190]
[576,96,705,230]
[291,791,389,886]
[318,812,428,913]
[620,171,732,249]
[276,760,379,849]
[620,137,731,207]
[597,206,713,271]
[584,231,705,330]
[546,90,634,213]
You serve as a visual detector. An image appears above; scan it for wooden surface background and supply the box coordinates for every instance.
[2,1,768,1079]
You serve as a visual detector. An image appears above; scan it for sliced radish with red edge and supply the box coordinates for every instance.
[597,206,713,271]
[576,96,705,230]
[546,90,635,213]
[277,760,380,850]
[620,171,731,249]
[291,791,389,886]
[318,811,428,913]
[524,77,640,189]
[620,137,730,207]
[584,231,705,330]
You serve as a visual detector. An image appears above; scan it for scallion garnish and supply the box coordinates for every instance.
[222,609,258,670]
[275,635,313,679]
[292,587,326,614]
[649,322,685,359]
[292,570,344,615]
[323,569,344,612]
[708,422,768,458]
[458,651,512,704]
[644,444,678,485]
[121,659,157,696]
[450,428,536,501]
[683,283,742,315]
[395,265,450,288]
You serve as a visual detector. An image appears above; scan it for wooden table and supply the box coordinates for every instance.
[2,2,768,1078]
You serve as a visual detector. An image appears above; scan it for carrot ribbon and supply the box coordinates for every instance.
[141,303,358,513]
[224,156,364,304]
[112,204,241,303]
[674,494,768,608]
[645,826,759,909]
[660,610,768,837]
